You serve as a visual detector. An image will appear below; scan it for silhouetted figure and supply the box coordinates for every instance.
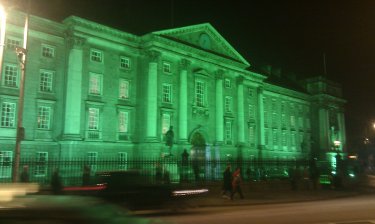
[155,162,163,184]
[180,149,189,182]
[230,167,244,200]
[165,126,174,155]
[51,168,63,195]
[222,165,232,198]
[20,165,29,183]
[82,165,91,186]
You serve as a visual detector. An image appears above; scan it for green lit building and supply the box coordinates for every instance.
[0,11,346,177]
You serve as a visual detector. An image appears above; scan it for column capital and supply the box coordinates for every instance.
[180,58,191,70]
[66,35,85,49]
[215,69,224,80]
[144,50,161,62]
[257,86,264,95]
[236,76,244,85]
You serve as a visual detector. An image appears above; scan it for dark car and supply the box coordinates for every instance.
[64,170,208,210]
[0,184,165,224]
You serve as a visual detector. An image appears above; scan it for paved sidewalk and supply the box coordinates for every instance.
[182,182,366,208]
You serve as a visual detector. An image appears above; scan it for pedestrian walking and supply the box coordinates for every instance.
[51,168,63,195]
[221,165,232,199]
[20,165,29,183]
[82,165,91,186]
[230,167,244,200]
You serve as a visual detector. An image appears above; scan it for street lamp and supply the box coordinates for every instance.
[0,4,6,83]
[334,140,341,151]
[12,10,29,183]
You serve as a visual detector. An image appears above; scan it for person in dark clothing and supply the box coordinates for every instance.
[180,149,189,182]
[230,167,244,200]
[51,168,63,195]
[20,165,29,183]
[222,165,232,199]
[82,165,91,186]
[165,126,174,155]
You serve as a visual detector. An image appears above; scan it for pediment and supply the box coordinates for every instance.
[152,23,250,66]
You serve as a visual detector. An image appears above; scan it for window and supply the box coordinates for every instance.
[291,132,296,150]
[35,152,48,176]
[1,102,16,128]
[249,126,255,146]
[120,56,131,69]
[3,64,18,87]
[225,96,232,113]
[290,115,296,128]
[90,49,103,62]
[162,84,172,103]
[225,121,232,144]
[87,152,98,173]
[39,70,53,92]
[272,129,278,150]
[118,152,128,170]
[118,111,128,133]
[248,88,254,97]
[0,151,12,178]
[249,104,255,119]
[282,130,287,150]
[88,108,99,130]
[41,44,55,58]
[37,106,51,130]
[162,113,171,135]
[163,62,171,73]
[89,73,102,95]
[6,37,20,50]
[119,79,129,99]
[195,80,205,107]
[224,78,231,88]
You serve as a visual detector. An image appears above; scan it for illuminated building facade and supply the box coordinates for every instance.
[0,11,346,175]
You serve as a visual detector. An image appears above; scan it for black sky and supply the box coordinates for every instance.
[9,0,375,150]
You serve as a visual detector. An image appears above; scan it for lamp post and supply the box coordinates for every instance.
[0,4,6,83]
[12,11,29,183]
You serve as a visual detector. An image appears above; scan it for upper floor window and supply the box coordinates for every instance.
[3,64,18,88]
[41,44,55,58]
[118,111,129,133]
[248,126,255,145]
[39,70,53,92]
[225,121,232,144]
[90,49,103,63]
[1,102,16,128]
[88,108,100,131]
[89,73,102,95]
[249,104,255,119]
[119,79,129,99]
[6,37,20,50]
[195,80,206,107]
[162,62,171,73]
[120,56,131,69]
[37,106,51,130]
[224,78,231,88]
[162,84,172,103]
[225,96,232,113]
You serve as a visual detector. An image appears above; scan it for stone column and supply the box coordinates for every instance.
[145,50,160,142]
[237,77,245,144]
[337,111,346,151]
[257,87,265,158]
[63,36,85,140]
[178,59,190,143]
[215,70,224,143]
[319,107,330,150]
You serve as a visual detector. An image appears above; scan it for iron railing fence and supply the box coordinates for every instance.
[0,158,316,187]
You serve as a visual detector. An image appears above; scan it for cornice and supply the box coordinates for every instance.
[63,16,139,43]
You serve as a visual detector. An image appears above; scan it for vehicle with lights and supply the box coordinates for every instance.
[64,170,208,210]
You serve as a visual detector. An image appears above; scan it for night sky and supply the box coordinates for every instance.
[8,0,375,151]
